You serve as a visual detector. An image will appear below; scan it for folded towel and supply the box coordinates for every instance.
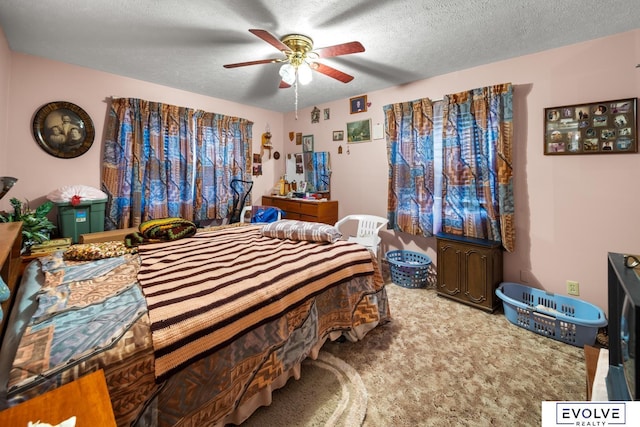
[125,217,197,247]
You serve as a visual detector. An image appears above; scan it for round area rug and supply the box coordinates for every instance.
[242,351,368,427]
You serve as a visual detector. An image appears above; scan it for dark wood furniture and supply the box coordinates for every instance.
[585,344,600,400]
[0,369,116,426]
[436,232,503,312]
[262,196,338,225]
[0,222,22,342]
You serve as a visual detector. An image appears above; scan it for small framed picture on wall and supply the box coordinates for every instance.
[347,119,371,143]
[350,95,367,114]
[302,135,314,152]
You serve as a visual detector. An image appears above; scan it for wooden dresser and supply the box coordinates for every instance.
[0,222,22,341]
[262,196,338,225]
[436,232,503,312]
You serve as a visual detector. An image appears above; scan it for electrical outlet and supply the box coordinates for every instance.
[567,280,580,296]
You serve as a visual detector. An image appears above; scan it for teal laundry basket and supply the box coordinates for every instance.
[386,250,432,288]
[496,282,607,347]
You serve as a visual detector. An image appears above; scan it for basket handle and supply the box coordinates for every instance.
[532,311,556,322]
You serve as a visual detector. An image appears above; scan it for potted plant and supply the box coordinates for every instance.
[0,197,56,249]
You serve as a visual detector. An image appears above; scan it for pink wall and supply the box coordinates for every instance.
[1,27,639,311]
[283,29,640,311]
[0,42,283,213]
[0,28,11,177]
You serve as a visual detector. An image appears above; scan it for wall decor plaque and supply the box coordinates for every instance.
[32,101,95,159]
[544,98,637,155]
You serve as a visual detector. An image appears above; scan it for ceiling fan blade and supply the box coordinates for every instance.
[249,29,290,52]
[314,41,365,58]
[311,62,354,83]
[279,80,292,89]
[223,58,279,68]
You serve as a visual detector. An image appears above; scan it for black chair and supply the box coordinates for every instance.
[229,179,253,223]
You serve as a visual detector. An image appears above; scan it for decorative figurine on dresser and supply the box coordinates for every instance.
[436,232,503,312]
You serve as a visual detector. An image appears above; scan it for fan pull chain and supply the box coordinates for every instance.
[294,73,299,120]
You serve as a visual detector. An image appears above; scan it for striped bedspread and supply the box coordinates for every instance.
[137,225,375,381]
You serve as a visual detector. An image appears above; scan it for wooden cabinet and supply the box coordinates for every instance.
[262,196,338,225]
[436,232,503,312]
[0,222,22,342]
[0,369,117,426]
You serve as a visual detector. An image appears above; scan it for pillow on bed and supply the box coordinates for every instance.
[261,220,342,243]
[63,241,137,261]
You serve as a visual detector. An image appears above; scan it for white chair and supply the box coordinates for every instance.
[334,214,388,258]
[240,205,282,223]
[240,206,252,223]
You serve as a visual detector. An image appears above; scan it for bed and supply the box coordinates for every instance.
[0,221,390,426]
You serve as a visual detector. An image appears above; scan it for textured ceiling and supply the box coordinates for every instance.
[0,0,638,113]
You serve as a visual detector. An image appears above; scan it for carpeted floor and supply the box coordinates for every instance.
[241,281,587,426]
[324,283,587,426]
[242,352,368,427]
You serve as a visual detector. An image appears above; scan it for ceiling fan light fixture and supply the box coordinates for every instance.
[279,63,296,85]
[298,62,313,85]
[224,29,363,119]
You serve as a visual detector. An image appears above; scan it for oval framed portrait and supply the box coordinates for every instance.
[32,101,95,159]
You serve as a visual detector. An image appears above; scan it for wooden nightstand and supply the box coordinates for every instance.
[436,232,503,312]
[0,370,116,426]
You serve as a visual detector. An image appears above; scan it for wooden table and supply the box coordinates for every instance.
[0,370,116,426]
[585,344,600,400]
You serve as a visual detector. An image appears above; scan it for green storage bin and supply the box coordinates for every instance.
[55,198,107,243]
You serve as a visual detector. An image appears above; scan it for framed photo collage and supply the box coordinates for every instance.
[544,97,637,155]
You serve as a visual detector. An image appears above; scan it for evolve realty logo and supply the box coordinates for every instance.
[542,402,627,426]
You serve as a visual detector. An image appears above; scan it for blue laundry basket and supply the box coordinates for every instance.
[496,282,607,347]
[386,250,432,288]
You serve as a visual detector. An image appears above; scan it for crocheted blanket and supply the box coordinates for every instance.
[125,217,197,247]
[136,225,375,381]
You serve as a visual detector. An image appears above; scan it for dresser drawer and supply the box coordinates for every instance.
[262,196,338,225]
[298,203,319,216]
[285,212,302,220]
[277,199,303,212]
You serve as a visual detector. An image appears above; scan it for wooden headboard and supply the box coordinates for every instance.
[0,222,22,345]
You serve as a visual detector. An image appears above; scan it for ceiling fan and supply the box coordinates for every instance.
[223,29,365,88]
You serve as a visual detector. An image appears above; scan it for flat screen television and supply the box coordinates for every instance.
[606,253,640,400]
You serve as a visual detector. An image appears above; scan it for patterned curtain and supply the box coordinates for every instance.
[193,112,252,221]
[102,98,251,229]
[383,98,435,236]
[311,151,330,192]
[441,83,514,252]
